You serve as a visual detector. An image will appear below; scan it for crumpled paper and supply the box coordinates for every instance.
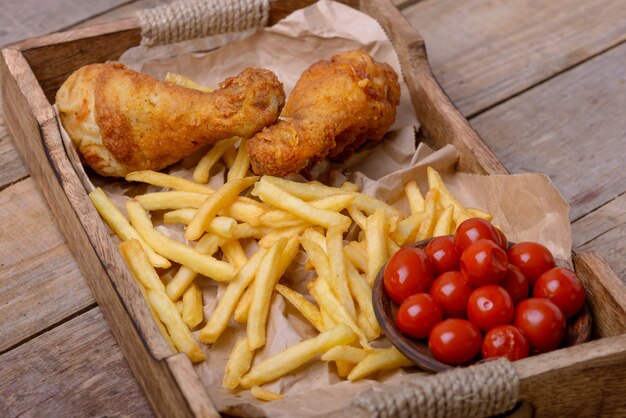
[55,1,572,417]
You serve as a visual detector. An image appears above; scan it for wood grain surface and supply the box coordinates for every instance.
[0,0,624,416]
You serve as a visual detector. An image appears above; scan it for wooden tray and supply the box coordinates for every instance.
[2,0,626,416]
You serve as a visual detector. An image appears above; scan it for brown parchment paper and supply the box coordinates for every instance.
[56,1,572,417]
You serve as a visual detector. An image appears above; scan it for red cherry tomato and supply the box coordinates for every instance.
[425,235,461,275]
[501,265,529,304]
[384,247,434,305]
[429,271,473,318]
[454,218,501,252]
[494,227,508,249]
[482,325,529,361]
[467,285,514,332]
[507,242,555,286]
[514,298,565,353]
[533,267,586,318]
[429,319,482,365]
[396,293,443,339]
[460,239,509,287]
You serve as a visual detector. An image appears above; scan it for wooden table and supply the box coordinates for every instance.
[1,0,625,416]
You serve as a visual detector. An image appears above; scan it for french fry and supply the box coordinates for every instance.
[345,261,380,338]
[276,284,325,332]
[165,72,213,92]
[126,170,214,194]
[404,181,425,213]
[433,204,454,236]
[467,207,493,222]
[386,237,400,256]
[193,137,240,183]
[136,191,207,211]
[365,210,387,285]
[336,361,354,377]
[175,300,184,315]
[347,204,367,230]
[166,234,223,301]
[301,227,328,252]
[357,312,379,342]
[148,290,205,362]
[259,209,302,227]
[182,283,203,328]
[232,223,274,240]
[164,210,236,238]
[326,226,357,319]
[250,386,284,402]
[311,278,369,348]
[248,235,299,350]
[119,239,166,292]
[89,188,170,268]
[222,145,238,169]
[390,212,423,246]
[223,337,254,389]
[300,237,331,279]
[427,167,471,225]
[347,347,413,381]
[310,193,355,212]
[415,188,439,241]
[240,324,356,388]
[321,345,367,364]
[343,242,368,274]
[200,248,267,343]
[227,138,250,181]
[340,181,360,192]
[258,224,309,248]
[320,306,337,330]
[127,200,234,281]
[185,176,259,241]
[220,239,248,271]
[234,282,254,324]
[252,180,351,231]
[220,197,268,226]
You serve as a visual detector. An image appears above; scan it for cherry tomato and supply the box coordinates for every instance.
[429,319,482,365]
[533,267,585,318]
[396,293,443,339]
[384,247,434,305]
[429,271,473,318]
[501,265,529,304]
[494,227,508,249]
[425,235,461,275]
[467,285,514,332]
[454,218,501,252]
[482,325,529,361]
[513,298,565,353]
[507,242,555,286]
[460,239,508,287]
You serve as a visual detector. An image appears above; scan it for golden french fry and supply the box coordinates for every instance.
[345,261,380,338]
[220,239,248,271]
[175,300,184,315]
[185,176,258,241]
[336,361,354,377]
[365,209,387,285]
[222,145,238,169]
[311,278,369,348]
[119,239,166,293]
[232,223,274,240]
[348,347,413,381]
[301,227,328,252]
[326,226,357,319]
[164,210,236,238]
[248,236,299,350]
[200,248,267,343]
[415,188,439,241]
[310,193,355,212]
[182,283,203,329]
[240,324,356,388]
[250,386,283,401]
[227,138,250,181]
[343,242,368,274]
[386,237,400,257]
[300,237,331,280]
[89,188,170,268]
[223,337,254,389]
[136,282,176,351]
[259,209,303,227]
[166,234,223,301]
[165,72,213,92]
[347,204,367,230]
[320,306,336,330]
[321,345,367,363]
[193,137,241,183]
[135,191,207,211]
[426,167,471,225]
[276,284,325,332]
[258,224,309,248]
[220,197,268,226]
[404,181,425,213]
[252,180,351,231]
[148,290,205,362]
[391,212,423,246]
[467,207,493,222]
[433,204,454,236]
[234,282,254,324]
[127,200,234,281]
[126,170,214,194]
[357,312,379,342]
[340,181,360,192]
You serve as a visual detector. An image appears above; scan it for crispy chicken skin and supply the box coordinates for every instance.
[246,50,400,176]
[56,63,285,177]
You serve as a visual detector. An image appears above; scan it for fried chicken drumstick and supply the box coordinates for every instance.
[246,50,400,177]
[56,63,285,177]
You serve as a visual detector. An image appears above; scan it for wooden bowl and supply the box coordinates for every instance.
[372,238,593,373]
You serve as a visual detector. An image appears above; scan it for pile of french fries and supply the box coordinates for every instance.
[89,78,493,401]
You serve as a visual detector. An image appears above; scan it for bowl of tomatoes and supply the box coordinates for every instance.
[372,218,591,372]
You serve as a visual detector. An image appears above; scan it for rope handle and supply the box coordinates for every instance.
[352,358,520,418]
[137,0,269,47]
